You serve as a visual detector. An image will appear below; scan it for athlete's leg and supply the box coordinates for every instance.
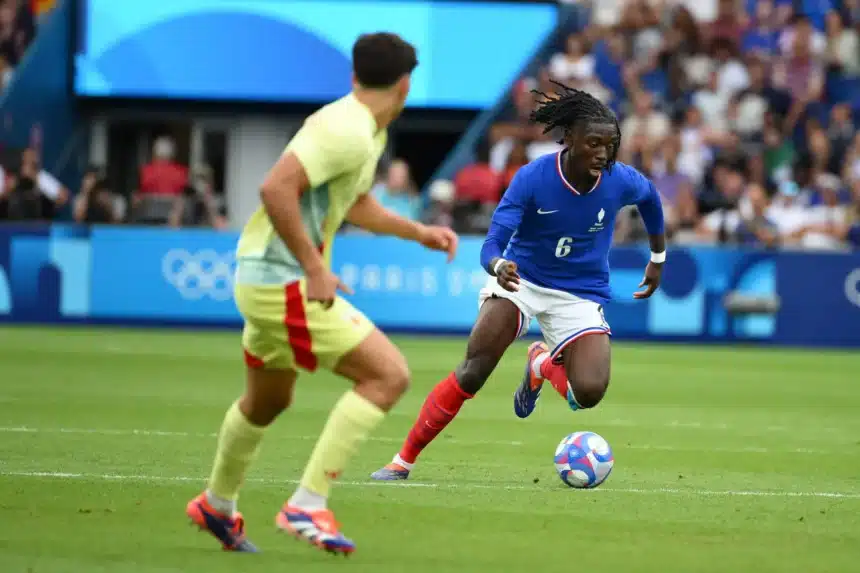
[371,296,521,480]
[560,333,611,409]
[208,366,296,507]
[277,328,407,553]
[288,328,408,507]
[187,363,296,553]
[188,283,300,552]
[526,297,611,411]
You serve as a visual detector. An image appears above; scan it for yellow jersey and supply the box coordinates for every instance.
[235,93,387,285]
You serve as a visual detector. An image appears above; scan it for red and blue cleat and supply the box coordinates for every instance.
[186,492,259,552]
[369,462,410,481]
[276,505,356,556]
[514,341,549,418]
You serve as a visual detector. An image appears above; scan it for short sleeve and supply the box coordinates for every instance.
[288,116,372,188]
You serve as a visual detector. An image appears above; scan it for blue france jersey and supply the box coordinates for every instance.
[480,151,664,305]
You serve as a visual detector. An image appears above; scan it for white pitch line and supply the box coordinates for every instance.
[2,470,858,499]
[0,426,833,455]
[0,426,522,447]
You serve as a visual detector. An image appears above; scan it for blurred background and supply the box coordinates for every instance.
[0,0,858,347]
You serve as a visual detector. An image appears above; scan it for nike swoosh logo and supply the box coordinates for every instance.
[537,209,558,215]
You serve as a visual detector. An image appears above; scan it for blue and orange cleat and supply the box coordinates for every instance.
[186,492,259,552]
[369,462,410,481]
[276,505,355,555]
[514,341,549,418]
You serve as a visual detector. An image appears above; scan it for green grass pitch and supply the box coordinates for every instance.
[1,326,859,572]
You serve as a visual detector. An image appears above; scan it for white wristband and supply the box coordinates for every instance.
[493,258,508,275]
[650,251,666,264]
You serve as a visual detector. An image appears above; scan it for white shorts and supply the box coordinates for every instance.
[478,277,611,361]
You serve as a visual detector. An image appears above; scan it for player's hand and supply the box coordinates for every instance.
[419,225,459,263]
[633,261,663,299]
[306,267,353,309]
[495,260,520,292]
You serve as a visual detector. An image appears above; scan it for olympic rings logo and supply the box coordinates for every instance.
[845,268,860,309]
[162,249,236,301]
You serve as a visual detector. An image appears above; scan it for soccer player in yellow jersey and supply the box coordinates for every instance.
[185,33,458,555]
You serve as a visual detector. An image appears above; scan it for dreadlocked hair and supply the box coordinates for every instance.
[529,80,620,171]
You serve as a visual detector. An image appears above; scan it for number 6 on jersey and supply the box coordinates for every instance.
[555,236,573,258]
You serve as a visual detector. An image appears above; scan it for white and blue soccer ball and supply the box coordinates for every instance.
[553,431,614,488]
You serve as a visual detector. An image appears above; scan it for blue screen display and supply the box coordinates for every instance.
[73,0,558,108]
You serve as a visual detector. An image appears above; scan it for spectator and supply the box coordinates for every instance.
[807,123,840,177]
[619,0,662,75]
[554,33,612,103]
[371,159,421,221]
[549,33,596,86]
[137,136,188,197]
[620,90,670,160]
[482,79,557,172]
[422,179,455,228]
[0,174,42,220]
[698,160,746,217]
[20,147,68,214]
[728,59,769,142]
[454,142,502,206]
[650,135,699,233]
[593,31,628,102]
[132,136,189,224]
[707,0,749,48]
[801,175,850,249]
[778,13,826,58]
[768,178,812,245]
[828,104,855,166]
[742,0,780,60]
[673,0,718,25]
[73,171,121,224]
[843,0,860,26]
[676,106,722,183]
[501,140,528,189]
[711,37,750,98]
[842,132,860,186]
[693,69,730,132]
[773,16,825,132]
[825,9,860,75]
[735,182,779,247]
[762,117,795,181]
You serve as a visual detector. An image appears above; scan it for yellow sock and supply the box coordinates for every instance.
[296,390,385,500]
[207,401,265,503]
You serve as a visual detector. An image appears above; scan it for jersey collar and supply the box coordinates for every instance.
[556,150,601,195]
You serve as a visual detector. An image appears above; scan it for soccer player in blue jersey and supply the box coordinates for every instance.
[371,82,666,480]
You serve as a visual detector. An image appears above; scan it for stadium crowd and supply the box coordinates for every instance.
[444,0,860,250]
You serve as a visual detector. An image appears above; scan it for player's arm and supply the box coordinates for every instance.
[346,193,458,261]
[259,123,366,305]
[480,170,528,292]
[259,152,328,277]
[629,175,666,300]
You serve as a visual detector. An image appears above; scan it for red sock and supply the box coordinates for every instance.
[539,355,569,399]
[398,372,473,464]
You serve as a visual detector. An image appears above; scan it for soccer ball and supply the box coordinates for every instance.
[553,431,614,488]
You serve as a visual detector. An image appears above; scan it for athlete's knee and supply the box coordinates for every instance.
[239,389,291,426]
[454,354,495,395]
[242,367,296,425]
[355,354,411,410]
[569,373,609,409]
[383,358,411,398]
